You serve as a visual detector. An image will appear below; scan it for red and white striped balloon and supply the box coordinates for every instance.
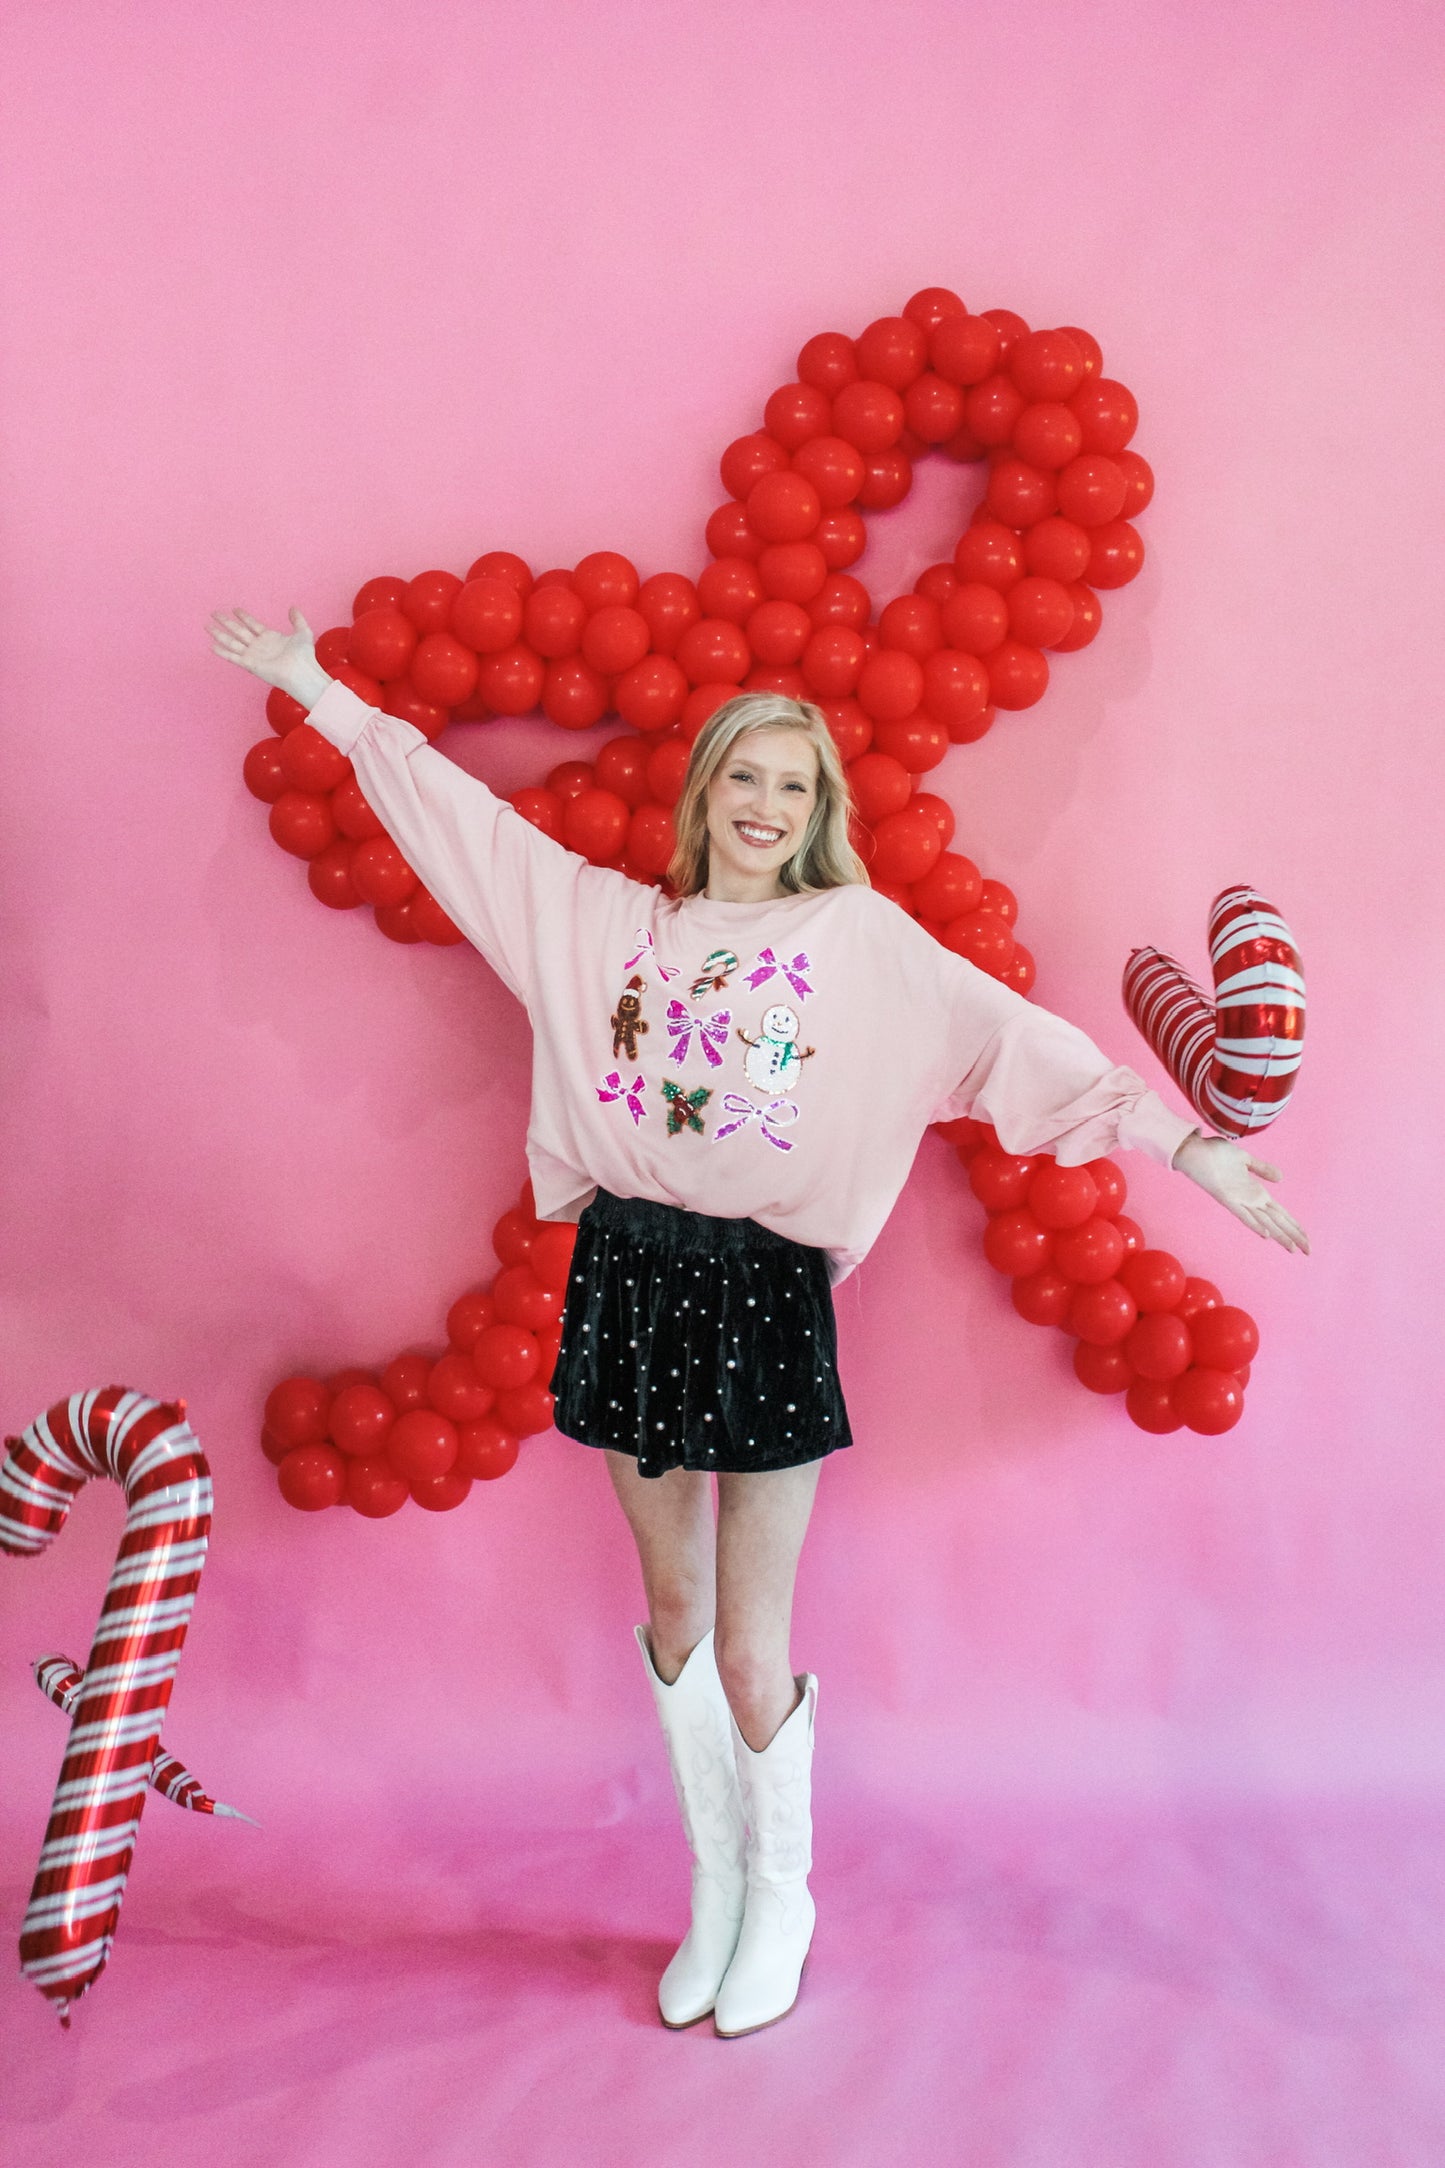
[33,1656,253,1823]
[1123,885,1306,1139]
[0,1388,212,2025]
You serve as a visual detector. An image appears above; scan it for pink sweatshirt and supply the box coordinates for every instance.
[305,679,1201,1284]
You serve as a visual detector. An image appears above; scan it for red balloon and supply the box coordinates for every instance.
[411,888,464,946]
[243,739,288,804]
[264,1375,332,1448]
[455,1417,521,1481]
[472,1322,541,1391]
[986,642,1050,711]
[645,735,691,806]
[380,1350,433,1413]
[1006,578,1075,649]
[831,381,906,454]
[1052,1217,1127,1284]
[541,657,609,731]
[427,1351,496,1424]
[352,574,408,616]
[1069,377,1139,454]
[1119,1249,1188,1312]
[1123,1312,1193,1382]
[720,431,791,498]
[953,523,1024,591]
[967,1146,1040,1212]
[791,435,867,508]
[1011,403,1084,471]
[1056,454,1128,527]
[328,1383,396,1458]
[845,750,911,824]
[386,1409,460,1482]
[1113,1214,1145,1256]
[1125,1378,1185,1434]
[306,839,361,911]
[1023,517,1092,582]
[941,584,1009,655]
[930,313,1001,386]
[676,618,751,686]
[857,651,924,724]
[763,381,832,449]
[1011,1267,1074,1327]
[747,472,822,545]
[563,788,630,865]
[870,809,943,885]
[627,803,677,878]
[1028,1164,1099,1230]
[465,550,533,597]
[1009,329,1087,403]
[1074,1341,1132,1394]
[278,724,349,794]
[523,583,586,658]
[913,851,983,921]
[903,373,965,443]
[757,541,828,602]
[529,1221,578,1291]
[268,791,335,861]
[1067,1279,1139,1346]
[409,632,479,707]
[616,655,688,733]
[941,912,1014,971]
[398,571,461,632]
[855,316,928,389]
[349,836,418,908]
[1084,1159,1127,1217]
[982,1209,1052,1277]
[1052,585,1102,652]
[493,1262,564,1334]
[493,1381,557,1438]
[1187,1305,1260,1372]
[573,551,639,611]
[450,576,524,653]
[1171,1368,1246,1435]
[349,606,418,680]
[446,1287,496,1351]
[985,456,1057,527]
[331,775,385,840]
[410,1469,473,1512]
[1178,1277,1223,1320]
[964,375,1026,447]
[871,714,949,773]
[477,645,545,715]
[636,572,700,654]
[344,1455,409,1518]
[581,605,650,675]
[277,1443,346,1511]
[1085,521,1145,589]
[797,330,859,393]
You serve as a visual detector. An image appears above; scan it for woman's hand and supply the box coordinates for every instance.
[206,605,331,710]
[1172,1132,1310,1254]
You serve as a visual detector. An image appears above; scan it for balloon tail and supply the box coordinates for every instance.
[212,1802,261,1827]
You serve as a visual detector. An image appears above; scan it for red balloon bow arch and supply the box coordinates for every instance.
[244,285,1274,1520]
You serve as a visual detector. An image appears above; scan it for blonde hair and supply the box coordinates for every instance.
[667,692,871,898]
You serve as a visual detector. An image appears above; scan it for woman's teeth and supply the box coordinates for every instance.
[736,822,784,847]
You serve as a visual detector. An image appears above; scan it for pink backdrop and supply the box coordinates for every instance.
[3,2,1442,2161]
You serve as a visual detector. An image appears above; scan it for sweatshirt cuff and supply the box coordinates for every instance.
[1118,1090,1203,1169]
[305,677,378,757]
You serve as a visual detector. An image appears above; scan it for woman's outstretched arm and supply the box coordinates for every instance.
[207,603,594,1004]
[932,944,1310,1256]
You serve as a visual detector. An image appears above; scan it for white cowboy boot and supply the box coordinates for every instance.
[714,1673,818,2038]
[635,1625,747,2027]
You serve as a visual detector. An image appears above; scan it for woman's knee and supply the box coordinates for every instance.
[712,1626,784,1711]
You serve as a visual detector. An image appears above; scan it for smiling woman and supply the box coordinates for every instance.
[670,690,871,907]
[206,605,1306,2043]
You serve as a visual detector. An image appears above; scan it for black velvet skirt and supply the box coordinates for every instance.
[548,1188,853,1479]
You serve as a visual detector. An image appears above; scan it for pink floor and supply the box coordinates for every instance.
[4,1786,1442,2166]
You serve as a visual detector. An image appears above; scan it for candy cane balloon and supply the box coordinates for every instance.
[1124,885,1306,1139]
[33,1656,254,1823]
[0,1387,213,2024]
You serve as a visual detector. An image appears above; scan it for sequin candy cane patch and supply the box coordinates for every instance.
[712,1093,801,1150]
[665,1000,732,1068]
[595,1069,648,1125]
[744,947,814,1002]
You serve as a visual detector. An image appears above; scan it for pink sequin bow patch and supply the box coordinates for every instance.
[665,1000,732,1068]
[623,928,680,980]
[744,947,814,1001]
[595,1070,648,1124]
[712,1093,800,1150]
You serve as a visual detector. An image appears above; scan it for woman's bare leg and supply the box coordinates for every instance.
[714,1462,823,1751]
[604,1449,716,1682]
